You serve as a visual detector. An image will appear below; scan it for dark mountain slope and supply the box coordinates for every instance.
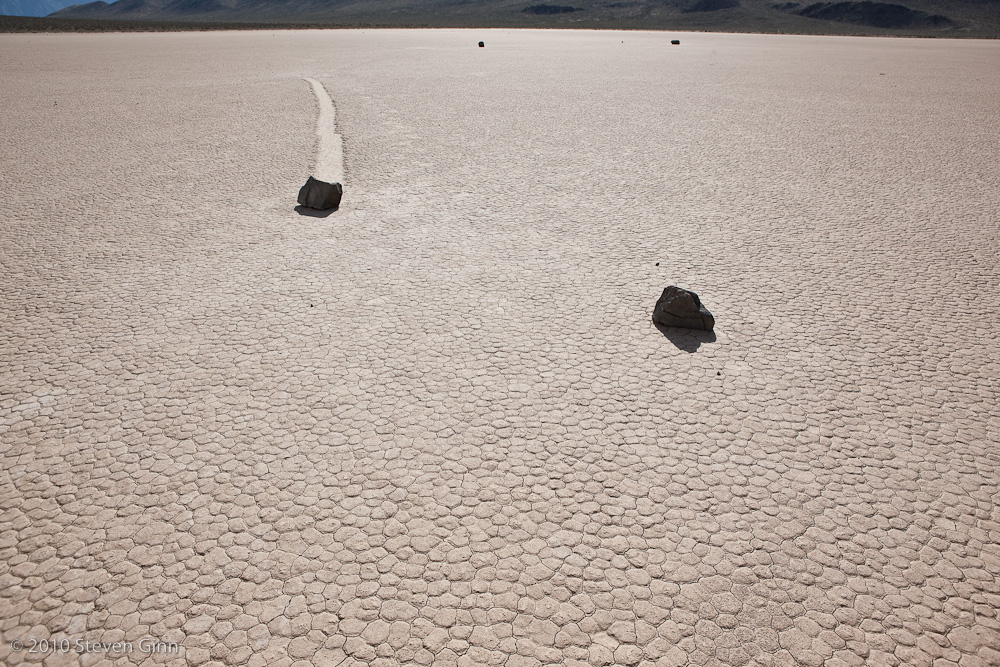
[776,0,954,27]
[39,0,1000,36]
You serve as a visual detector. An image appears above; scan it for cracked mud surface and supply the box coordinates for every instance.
[1,30,999,667]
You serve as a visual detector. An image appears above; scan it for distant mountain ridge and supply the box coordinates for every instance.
[44,0,1000,36]
[0,0,84,15]
[779,0,954,27]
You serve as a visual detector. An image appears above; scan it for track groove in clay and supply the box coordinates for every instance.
[304,76,344,184]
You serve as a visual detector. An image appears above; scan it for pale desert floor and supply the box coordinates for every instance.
[1,29,999,667]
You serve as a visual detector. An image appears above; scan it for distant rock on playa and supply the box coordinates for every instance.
[652,286,715,331]
[297,176,342,210]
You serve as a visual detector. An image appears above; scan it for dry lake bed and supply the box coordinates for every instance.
[1,28,999,667]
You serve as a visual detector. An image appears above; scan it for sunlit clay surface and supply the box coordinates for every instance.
[2,29,999,667]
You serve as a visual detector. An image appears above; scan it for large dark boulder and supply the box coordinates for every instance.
[652,286,715,331]
[297,176,342,211]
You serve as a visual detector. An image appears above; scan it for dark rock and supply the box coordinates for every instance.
[479,41,485,47]
[297,176,342,210]
[652,286,715,331]
[671,40,680,44]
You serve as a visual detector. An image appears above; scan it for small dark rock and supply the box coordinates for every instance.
[655,262,660,266]
[671,39,681,44]
[297,176,342,210]
[479,41,485,47]
[652,286,714,331]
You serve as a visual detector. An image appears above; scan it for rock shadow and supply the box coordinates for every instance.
[295,205,338,218]
[655,322,717,352]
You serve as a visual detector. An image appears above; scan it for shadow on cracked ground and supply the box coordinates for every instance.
[294,204,338,218]
[655,322,717,352]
